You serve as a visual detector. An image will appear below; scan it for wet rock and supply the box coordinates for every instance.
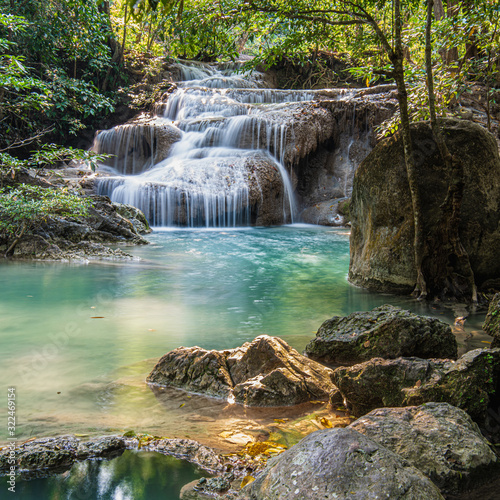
[299,198,348,226]
[332,348,500,420]
[75,436,127,460]
[295,90,397,209]
[147,335,336,406]
[180,474,239,500]
[147,346,234,399]
[112,202,152,234]
[484,293,500,348]
[304,305,457,365]
[239,427,444,499]
[146,438,223,473]
[349,403,498,494]
[82,195,150,242]
[0,435,126,475]
[246,155,289,226]
[96,152,289,227]
[349,119,500,296]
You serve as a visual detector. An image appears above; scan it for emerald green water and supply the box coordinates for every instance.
[0,225,487,443]
[2,450,208,499]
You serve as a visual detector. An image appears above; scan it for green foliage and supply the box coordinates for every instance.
[0,184,91,238]
[0,0,118,148]
[0,146,109,185]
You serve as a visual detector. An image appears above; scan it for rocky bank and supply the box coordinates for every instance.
[0,193,150,261]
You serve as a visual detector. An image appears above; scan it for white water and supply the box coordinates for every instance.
[94,62,317,227]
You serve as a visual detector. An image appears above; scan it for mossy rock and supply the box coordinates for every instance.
[484,293,500,348]
[304,304,457,365]
[349,119,500,296]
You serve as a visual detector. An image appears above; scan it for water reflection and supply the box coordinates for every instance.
[5,450,208,500]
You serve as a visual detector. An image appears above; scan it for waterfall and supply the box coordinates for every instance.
[93,63,316,228]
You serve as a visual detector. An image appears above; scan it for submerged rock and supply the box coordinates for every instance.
[147,335,336,406]
[332,348,500,420]
[349,119,500,296]
[304,304,457,365]
[484,293,500,348]
[239,427,444,499]
[349,403,498,494]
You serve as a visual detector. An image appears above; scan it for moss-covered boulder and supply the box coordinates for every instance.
[349,119,500,295]
[349,403,498,495]
[304,305,457,365]
[239,428,444,500]
[484,293,500,348]
[331,348,500,421]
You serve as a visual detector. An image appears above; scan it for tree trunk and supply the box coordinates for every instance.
[4,222,26,258]
[445,0,459,64]
[120,3,128,65]
[434,0,458,64]
[391,0,427,299]
[425,0,477,302]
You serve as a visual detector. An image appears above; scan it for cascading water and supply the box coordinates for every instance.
[93,62,317,228]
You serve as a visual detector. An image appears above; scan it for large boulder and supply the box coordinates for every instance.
[331,348,500,420]
[349,403,498,494]
[349,119,500,295]
[147,335,336,406]
[484,293,500,348]
[239,427,444,499]
[304,305,457,365]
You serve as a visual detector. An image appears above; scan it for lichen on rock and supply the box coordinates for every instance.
[349,403,498,494]
[332,348,500,421]
[239,427,444,499]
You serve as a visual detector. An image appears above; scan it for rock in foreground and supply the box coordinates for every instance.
[0,435,125,476]
[239,427,444,499]
[147,335,336,406]
[332,348,500,420]
[349,403,498,494]
[304,304,457,365]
